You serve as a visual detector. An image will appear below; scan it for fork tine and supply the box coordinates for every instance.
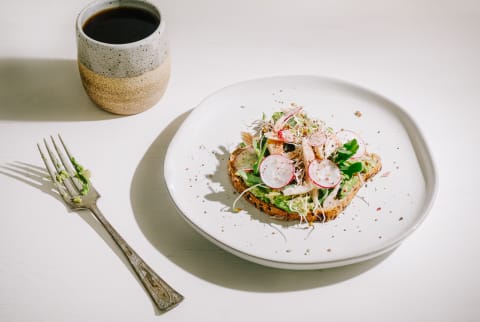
[42,137,79,197]
[51,135,74,174]
[57,134,73,162]
[37,143,69,198]
[50,135,83,192]
[57,134,94,196]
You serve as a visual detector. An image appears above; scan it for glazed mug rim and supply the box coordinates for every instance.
[76,0,165,49]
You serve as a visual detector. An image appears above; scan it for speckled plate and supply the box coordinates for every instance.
[164,75,437,270]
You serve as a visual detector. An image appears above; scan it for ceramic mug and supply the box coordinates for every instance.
[76,0,170,115]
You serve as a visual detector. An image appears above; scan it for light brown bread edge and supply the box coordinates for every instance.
[228,148,382,222]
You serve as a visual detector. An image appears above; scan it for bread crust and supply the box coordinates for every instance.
[228,148,382,222]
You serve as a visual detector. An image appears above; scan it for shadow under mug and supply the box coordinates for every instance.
[76,0,170,115]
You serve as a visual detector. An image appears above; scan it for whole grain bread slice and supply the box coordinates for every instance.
[228,147,382,222]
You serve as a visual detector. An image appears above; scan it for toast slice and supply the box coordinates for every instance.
[228,147,382,222]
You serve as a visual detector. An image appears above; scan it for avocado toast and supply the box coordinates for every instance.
[228,106,382,223]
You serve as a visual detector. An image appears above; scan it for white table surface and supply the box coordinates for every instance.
[1,0,479,321]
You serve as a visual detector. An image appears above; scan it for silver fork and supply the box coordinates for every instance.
[37,135,183,312]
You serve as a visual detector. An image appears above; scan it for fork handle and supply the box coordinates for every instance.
[89,204,183,311]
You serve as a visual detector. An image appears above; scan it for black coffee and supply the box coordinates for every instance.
[83,7,160,44]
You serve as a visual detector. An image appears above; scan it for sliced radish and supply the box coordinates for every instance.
[259,154,294,189]
[233,147,257,171]
[278,129,296,143]
[266,130,296,143]
[308,131,326,147]
[308,159,341,188]
[273,106,303,132]
[336,129,366,159]
[323,135,340,158]
[264,131,282,141]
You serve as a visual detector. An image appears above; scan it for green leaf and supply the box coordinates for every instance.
[272,111,284,122]
[333,139,359,164]
[340,161,363,178]
[253,136,268,175]
[236,170,262,186]
[287,116,297,127]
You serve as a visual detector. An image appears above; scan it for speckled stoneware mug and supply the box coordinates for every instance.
[76,0,169,115]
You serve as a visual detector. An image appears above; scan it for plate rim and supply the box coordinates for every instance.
[164,74,439,269]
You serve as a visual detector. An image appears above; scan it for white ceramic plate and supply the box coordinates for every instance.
[164,75,437,270]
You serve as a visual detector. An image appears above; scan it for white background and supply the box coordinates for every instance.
[1,0,479,321]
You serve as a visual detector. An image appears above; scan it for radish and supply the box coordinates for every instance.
[259,155,294,189]
[264,131,281,141]
[308,159,341,188]
[264,130,295,143]
[273,106,303,132]
[323,135,339,159]
[278,129,296,143]
[308,131,326,147]
[336,130,366,159]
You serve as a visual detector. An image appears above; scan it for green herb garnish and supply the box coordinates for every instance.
[235,170,262,186]
[333,139,359,164]
[340,161,363,179]
[332,139,364,179]
[253,136,268,175]
[271,111,284,122]
[70,157,90,195]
